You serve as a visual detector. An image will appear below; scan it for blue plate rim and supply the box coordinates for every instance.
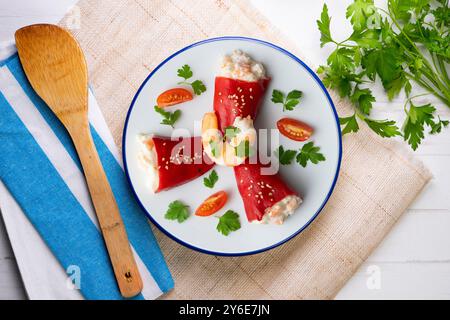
[122,36,342,257]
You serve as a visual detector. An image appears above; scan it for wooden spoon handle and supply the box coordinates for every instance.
[68,117,143,298]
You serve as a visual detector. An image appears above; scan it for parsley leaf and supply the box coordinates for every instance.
[296,142,326,167]
[339,113,360,135]
[216,210,241,236]
[403,103,436,150]
[154,106,181,128]
[224,126,241,140]
[351,87,375,115]
[203,170,219,189]
[364,118,401,138]
[177,64,193,80]
[235,140,254,158]
[328,47,355,73]
[349,29,381,49]
[271,89,284,104]
[317,4,333,47]
[430,117,449,135]
[275,145,297,165]
[271,89,303,111]
[209,139,221,158]
[346,0,375,31]
[177,64,206,95]
[191,79,206,95]
[164,200,190,223]
[361,47,402,87]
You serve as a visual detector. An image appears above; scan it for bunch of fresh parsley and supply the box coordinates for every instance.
[317,0,449,150]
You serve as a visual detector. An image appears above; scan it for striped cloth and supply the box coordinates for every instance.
[0,52,173,300]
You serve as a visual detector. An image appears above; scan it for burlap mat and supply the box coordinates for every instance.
[60,0,432,299]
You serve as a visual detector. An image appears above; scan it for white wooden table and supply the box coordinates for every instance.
[0,0,449,300]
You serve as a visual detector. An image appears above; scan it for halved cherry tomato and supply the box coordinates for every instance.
[277,118,313,141]
[157,88,193,107]
[195,191,228,216]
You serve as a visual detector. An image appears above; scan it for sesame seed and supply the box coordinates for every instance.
[218,92,222,96]
[165,166,169,170]
[250,95,254,99]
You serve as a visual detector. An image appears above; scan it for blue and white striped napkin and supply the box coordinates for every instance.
[0,51,173,300]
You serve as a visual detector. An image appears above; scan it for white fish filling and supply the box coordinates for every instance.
[219,50,266,82]
[137,134,159,192]
[257,195,302,225]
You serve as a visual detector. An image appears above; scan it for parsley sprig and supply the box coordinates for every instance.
[203,170,219,189]
[216,210,241,236]
[177,64,206,95]
[296,142,326,167]
[154,106,181,128]
[317,1,450,150]
[164,200,190,223]
[275,143,326,167]
[271,89,303,111]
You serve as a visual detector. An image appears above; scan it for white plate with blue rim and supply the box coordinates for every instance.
[123,37,342,256]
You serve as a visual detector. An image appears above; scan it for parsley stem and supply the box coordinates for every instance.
[437,56,450,88]
[404,72,449,105]
[403,93,431,114]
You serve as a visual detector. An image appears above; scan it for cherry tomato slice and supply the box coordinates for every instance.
[195,191,228,217]
[157,88,193,107]
[277,118,313,142]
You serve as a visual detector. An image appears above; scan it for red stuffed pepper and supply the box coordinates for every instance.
[138,134,214,192]
[234,160,302,224]
[213,50,301,223]
[213,76,270,131]
[202,50,269,167]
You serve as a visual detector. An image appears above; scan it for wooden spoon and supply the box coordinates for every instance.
[15,24,143,298]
